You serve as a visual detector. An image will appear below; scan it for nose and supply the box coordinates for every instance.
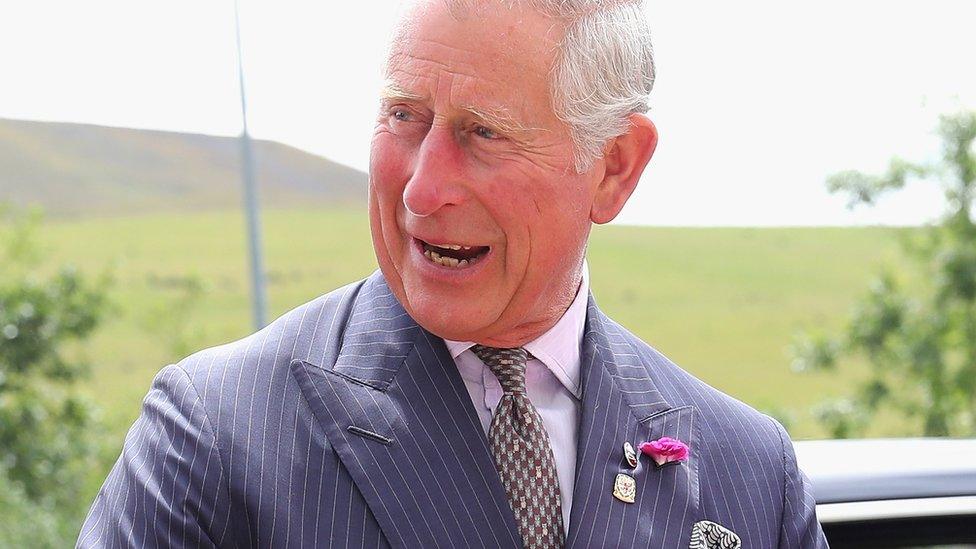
[402,126,467,218]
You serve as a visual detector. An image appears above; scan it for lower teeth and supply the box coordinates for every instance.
[423,248,476,268]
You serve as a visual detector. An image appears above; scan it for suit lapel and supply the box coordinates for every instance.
[290,275,521,549]
[566,298,701,548]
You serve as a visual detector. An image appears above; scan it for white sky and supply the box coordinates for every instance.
[2,0,974,226]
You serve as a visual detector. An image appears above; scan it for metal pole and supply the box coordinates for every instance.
[233,0,267,329]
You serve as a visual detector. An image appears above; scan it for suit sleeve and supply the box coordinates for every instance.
[77,365,231,548]
[773,420,829,548]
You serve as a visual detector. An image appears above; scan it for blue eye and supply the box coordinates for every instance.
[392,109,410,121]
[474,125,498,139]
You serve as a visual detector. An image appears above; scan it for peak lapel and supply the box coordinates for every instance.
[566,299,701,548]
[290,277,521,549]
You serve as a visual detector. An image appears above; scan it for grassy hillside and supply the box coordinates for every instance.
[0,118,366,216]
[32,209,915,446]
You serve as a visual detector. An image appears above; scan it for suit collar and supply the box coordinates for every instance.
[292,273,700,548]
[579,296,672,419]
[565,296,701,547]
[291,273,521,549]
[327,274,419,389]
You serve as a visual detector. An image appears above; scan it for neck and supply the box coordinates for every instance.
[474,266,584,348]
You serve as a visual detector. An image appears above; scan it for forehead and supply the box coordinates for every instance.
[386,1,565,112]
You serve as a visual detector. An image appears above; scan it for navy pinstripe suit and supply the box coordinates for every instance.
[79,271,828,548]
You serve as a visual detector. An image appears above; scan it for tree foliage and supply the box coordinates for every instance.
[0,468,62,547]
[0,205,110,543]
[792,111,976,438]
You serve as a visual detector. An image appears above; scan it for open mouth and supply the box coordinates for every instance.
[418,239,491,268]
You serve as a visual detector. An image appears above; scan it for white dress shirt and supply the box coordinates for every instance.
[444,266,588,535]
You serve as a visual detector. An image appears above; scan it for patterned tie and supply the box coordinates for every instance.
[471,345,565,549]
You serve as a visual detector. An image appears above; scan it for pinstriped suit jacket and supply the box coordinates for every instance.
[78,271,828,548]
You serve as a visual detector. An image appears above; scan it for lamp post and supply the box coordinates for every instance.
[233,0,267,329]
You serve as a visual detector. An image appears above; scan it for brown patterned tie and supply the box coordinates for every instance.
[471,345,565,549]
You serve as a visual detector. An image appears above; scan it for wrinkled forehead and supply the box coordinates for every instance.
[385,0,565,80]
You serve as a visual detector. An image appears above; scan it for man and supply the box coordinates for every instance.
[79,0,828,547]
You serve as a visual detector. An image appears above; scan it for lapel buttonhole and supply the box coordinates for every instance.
[654,460,685,471]
[347,425,394,446]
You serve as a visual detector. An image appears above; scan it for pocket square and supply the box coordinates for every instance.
[689,520,741,549]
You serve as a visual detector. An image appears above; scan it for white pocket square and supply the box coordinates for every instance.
[689,520,741,549]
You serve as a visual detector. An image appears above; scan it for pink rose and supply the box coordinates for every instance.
[638,437,690,467]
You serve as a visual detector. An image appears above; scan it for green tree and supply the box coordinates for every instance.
[792,111,976,438]
[0,205,110,544]
[0,469,62,547]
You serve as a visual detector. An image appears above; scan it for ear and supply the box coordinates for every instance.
[590,113,658,224]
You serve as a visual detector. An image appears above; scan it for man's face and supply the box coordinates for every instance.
[369,1,605,346]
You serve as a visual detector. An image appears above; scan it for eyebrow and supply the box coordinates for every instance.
[379,81,541,136]
[380,81,423,101]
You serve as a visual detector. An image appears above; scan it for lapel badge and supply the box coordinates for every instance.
[612,473,637,504]
[623,441,638,469]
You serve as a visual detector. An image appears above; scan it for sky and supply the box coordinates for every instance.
[2,0,975,226]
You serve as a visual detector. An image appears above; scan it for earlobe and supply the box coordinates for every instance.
[590,114,658,224]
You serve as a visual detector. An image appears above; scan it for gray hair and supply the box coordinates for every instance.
[445,0,656,172]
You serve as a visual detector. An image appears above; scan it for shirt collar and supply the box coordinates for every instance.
[443,262,588,399]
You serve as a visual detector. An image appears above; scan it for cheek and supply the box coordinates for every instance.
[477,174,591,273]
[369,135,415,267]
[369,135,411,204]
[523,178,592,256]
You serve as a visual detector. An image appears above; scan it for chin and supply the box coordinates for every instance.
[398,282,495,342]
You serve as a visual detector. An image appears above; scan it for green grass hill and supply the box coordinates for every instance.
[0,118,367,216]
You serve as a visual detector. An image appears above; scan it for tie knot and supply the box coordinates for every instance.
[470,345,528,394]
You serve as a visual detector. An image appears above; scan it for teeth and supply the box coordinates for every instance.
[426,242,474,250]
[422,246,478,268]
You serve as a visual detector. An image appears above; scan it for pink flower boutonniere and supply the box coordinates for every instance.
[638,437,690,467]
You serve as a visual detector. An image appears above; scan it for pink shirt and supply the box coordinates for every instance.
[444,266,588,534]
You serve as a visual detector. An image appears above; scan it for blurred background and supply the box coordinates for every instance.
[2,0,975,544]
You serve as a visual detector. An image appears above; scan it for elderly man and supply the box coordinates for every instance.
[79,1,827,547]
